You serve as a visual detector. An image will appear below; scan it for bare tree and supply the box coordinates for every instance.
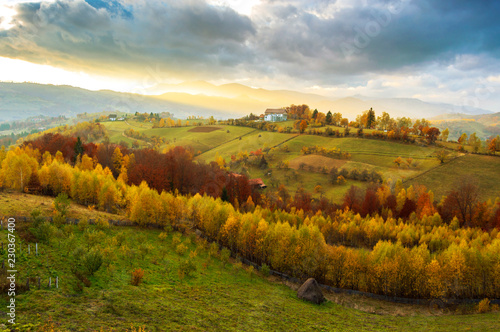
[447,176,479,227]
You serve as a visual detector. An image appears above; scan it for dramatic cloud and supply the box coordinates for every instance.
[0,0,256,80]
[0,0,499,110]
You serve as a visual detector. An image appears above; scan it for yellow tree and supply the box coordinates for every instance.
[0,146,6,165]
[55,151,64,163]
[80,154,94,171]
[427,259,445,298]
[222,215,241,252]
[99,177,122,213]
[112,147,123,173]
[0,147,39,191]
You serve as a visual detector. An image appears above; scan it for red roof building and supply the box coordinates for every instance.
[249,178,267,189]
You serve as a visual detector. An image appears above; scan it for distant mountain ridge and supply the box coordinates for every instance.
[0,81,494,122]
[0,82,230,122]
[150,81,494,119]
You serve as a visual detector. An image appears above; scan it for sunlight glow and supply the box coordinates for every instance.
[0,5,16,30]
[0,56,138,92]
[207,0,260,16]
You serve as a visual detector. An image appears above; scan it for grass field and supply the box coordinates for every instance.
[406,154,500,200]
[102,119,154,146]
[100,120,499,201]
[1,193,499,331]
[142,125,256,154]
[198,130,295,161]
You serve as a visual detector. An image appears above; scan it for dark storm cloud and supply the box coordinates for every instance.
[0,0,499,88]
[248,0,500,85]
[0,0,256,80]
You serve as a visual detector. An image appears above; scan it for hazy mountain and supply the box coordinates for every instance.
[150,81,494,119]
[429,112,500,140]
[432,112,500,125]
[0,82,229,122]
[0,81,495,123]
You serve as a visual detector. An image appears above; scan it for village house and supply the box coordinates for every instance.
[264,108,287,122]
[249,178,267,189]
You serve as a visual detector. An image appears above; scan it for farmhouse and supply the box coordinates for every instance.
[109,114,117,121]
[264,108,287,122]
[249,178,267,189]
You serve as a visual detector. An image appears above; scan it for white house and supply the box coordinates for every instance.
[264,109,287,122]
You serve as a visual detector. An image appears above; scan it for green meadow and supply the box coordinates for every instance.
[101,121,499,202]
[1,195,499,331]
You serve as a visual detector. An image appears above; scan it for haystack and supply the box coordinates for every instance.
[297,278,325,304]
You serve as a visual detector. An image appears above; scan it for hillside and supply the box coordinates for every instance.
[0,83,229,122]
[1,82,495,124]
[149,81,493,120]
[431,112,500,140]
[1,191,499,331]
[100,119,500,202]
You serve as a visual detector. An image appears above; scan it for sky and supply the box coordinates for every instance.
[0,0,499,111]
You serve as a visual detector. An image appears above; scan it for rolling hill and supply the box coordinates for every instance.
[430,112,500,140]
[0,82,229,122]
[1,81,495,123]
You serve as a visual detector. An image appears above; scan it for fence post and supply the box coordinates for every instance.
[26,278,29,291]
[48,277,51,288]
[38,277,41,289]
[56,276,59,289]
[28,245,30,255]
[36,243,38,256]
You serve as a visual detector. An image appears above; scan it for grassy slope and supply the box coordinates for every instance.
[197,130,295,162]
[142,125,256,154]
[406,154,500,200]
[102,120,154,147]
[101,121,499,201]
[1,192,499,331]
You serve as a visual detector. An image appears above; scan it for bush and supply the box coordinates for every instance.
[158,232,168,241]
[247,265,254,278]
[209,242,219,258]
[53,213,66,228]
[114,232,126,246]
[83,249,103,276]
[131,268,145,286]
[220,248,231,266]
[78,218,89,231]
[72,246,86,262]
[260,263,271,277]
[31,222,57,244]
[477,298,491,313]
[232,261,243,275]
[54,193,71,216]
[84,229,105,250]
[30,209,45,227]
[189,250,198,259]
[176,243,188,256]
[62,224,74,237]
[178,259,196,279]
[171,233,182,247]
[139,243,153,258]
[95,217,110,230]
